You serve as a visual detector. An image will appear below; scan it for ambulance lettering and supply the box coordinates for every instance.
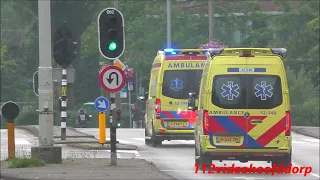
[209,110,245,115]
[167,63,205,69]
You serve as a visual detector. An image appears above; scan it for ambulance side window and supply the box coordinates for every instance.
[199,63,209,108]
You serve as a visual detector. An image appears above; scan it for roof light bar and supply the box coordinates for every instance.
[204,48,225,56]
[271,48,287,57]
[164,48,174,52]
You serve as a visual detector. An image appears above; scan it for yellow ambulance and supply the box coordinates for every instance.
[144,49,210,147]
[188,48,292,168]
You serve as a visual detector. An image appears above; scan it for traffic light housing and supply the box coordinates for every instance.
[98,8,125,60]
[53,23,77,68]
[112,108,121,128]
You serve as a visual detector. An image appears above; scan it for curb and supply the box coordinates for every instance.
[15,126,95,139]
[67,144,138,150]
[0,174,32,180]
[15,126,39,137]
[54,140,119,144]
[292,128,320,139]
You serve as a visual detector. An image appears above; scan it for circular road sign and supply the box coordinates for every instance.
[99,65,126,93]
[1,101,20,122]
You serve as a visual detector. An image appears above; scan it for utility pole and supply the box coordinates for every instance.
[208,0,214,41]
[31,0,62,164]
[167,0,172,48]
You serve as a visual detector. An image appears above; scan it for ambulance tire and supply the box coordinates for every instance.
[272,150,292,168]
[145,128,151,145]
[151,126,162,147]
[195,146,211,170]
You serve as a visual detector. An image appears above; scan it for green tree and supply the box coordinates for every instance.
[0,45,29,101]
[272,0,319,86]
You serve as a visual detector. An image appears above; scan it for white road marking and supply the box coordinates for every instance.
[118,139,136,144]
[174,140,195,144]
[161,170,194,173]
[310,173,320,178]
[15,139,31,145]
[301,139,319,143]
[233,177,263,180]
[1,138,32,145]
[292,141,306,144]
[132,138,195,144]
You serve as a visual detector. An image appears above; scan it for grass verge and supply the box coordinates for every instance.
[8,157,45,168]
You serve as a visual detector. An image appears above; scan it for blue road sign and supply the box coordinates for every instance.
[128,82,133,91]
[94,96,110,112]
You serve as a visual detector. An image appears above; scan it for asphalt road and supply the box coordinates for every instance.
[77,128,320,180]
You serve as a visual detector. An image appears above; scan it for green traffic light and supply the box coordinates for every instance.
[117,122,121,127]
[108,42,117,51]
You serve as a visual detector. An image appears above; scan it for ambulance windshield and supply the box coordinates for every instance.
[162,70,202,99]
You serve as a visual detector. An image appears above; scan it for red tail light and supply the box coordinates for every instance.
[285,111,291,136]
[203,110,209,135]
[155,99,161,119]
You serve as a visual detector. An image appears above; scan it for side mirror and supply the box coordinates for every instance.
[188,92,197,111]
[138,91,148,101]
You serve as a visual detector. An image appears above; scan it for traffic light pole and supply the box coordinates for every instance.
[128,85,132,128]
[97,5,124,166]
[111,0,120,166]
[109,92,117,166]
[60,68,68,140]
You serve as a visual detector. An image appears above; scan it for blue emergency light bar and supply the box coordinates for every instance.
[163,48,221,56]
[164,48,180,55]
[163,48,205,56]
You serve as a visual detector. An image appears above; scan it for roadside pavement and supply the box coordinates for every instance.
[16,125,137,150]
[292,126,319,139]
[0,158,176,180]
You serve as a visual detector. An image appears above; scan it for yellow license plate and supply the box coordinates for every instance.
[167,122,187,128]
[216,136,241,143]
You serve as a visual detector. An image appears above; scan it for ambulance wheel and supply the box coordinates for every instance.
[272,150,291,168]
[145,128,151,145]
[195,146,211,170]
[151,126,162,147]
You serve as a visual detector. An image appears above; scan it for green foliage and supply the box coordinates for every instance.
[8,157,45,168]
[1,0,318,127]
[16,112,39,126]
[54,110,77,127]
[0,45,29,101]
[286,68,319,126]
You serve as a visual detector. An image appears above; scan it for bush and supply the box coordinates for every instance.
[291,98,319,126]
[54,110,77,127]
[16,112,38,126]
[287,68,319,127]
[8,157,45,168]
